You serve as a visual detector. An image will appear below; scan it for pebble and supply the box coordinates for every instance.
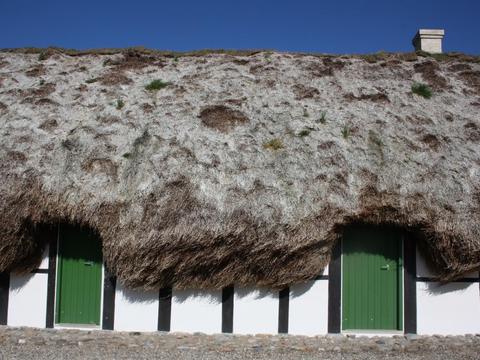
[0,326,478,360]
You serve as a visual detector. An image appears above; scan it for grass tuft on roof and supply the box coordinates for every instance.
[411,83,433,99]
[145,79,171,91]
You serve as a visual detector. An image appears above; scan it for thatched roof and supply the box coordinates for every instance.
[1,48,480,289]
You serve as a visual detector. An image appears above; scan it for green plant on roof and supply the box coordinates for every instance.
[368,130,383,149]
[411,83,432,99]
[145,79,171,91]
[116,99,125,110]
[263,138,284,150]
[317,111,327,124]
[362,50,388,63]
[342,125,351,139]
[298,129,311,137]
[85,77,99,84]
[416,50,450,61]
[368,130,385,163]
[429,53,450,61]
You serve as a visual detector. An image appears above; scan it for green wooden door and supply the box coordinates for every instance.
[342,227,403,331]
[56,225,102,325]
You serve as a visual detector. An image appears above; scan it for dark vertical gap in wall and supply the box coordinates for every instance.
[221,286,234,333]
[158,287,172,331]
[0,272,10,325]
[278,287,289,334]
[328,239,341,333]
[45,225,58,328]
[102,268,116,330]
[403,232,417,334]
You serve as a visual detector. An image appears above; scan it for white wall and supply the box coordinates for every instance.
[233,287,278,335]
[417,281,480,335]
[8,273,48,328]
[416,246,480,335]
[7,246,49,328]
[171,289,222,334]
[289,280,329,336]
[114,283,158,332]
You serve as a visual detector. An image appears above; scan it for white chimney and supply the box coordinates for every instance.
[412,29,445,54]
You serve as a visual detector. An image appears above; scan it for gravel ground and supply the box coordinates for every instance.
[0,327,479,360]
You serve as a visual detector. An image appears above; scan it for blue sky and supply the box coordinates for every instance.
[1,0,479,54]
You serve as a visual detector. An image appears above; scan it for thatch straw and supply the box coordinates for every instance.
[0,49,479,289]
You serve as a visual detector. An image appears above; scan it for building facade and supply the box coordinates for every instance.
[1,49,480,337]
[2,224,479,335]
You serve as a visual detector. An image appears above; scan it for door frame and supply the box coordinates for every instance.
[340,229,405,334]
[53,225,105,330]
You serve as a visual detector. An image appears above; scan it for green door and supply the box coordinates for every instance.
[56,225,102,325]
[342,226,403,331]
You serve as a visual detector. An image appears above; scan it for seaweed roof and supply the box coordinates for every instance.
[1,48,480,289]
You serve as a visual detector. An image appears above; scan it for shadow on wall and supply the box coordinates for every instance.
[57,224,102,262]
[290,280,318,298]
[342,225,402,262]
[424,281,473,295]
[234,287,278,301]
[170,282,324,303]
[121,286,158,305]
[173,289,221,304]
[9,273,36,293]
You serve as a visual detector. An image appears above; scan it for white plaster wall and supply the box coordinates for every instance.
[289,280,329,336]
[171,289,222,334]
[233,287,278,335]
[8,273,48,327]
[7,246,49,328]
[416,246,480,335]
[114,283,159,332]
[417,281,480,335]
